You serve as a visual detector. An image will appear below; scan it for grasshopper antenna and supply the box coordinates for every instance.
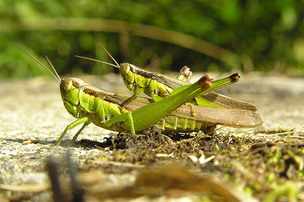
[23,50,61,83]
[75,55,119,69]
[45,56,62,82]
[75,43,120,69]
[98,43,119,67]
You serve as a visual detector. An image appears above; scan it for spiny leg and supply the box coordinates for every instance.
[56,117,89,145]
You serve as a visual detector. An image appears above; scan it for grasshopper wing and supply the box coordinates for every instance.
[110,93,262,128]
[170,103,263,128]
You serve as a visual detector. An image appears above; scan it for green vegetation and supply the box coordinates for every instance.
[0,0,303,78]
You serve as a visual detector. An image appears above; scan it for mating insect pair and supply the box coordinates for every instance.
[24,46,262,146]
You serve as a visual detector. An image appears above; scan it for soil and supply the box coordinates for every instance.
[0,73,303,201]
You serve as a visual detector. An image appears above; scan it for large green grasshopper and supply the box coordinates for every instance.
[24,50,242,146]
[76,45,262,127]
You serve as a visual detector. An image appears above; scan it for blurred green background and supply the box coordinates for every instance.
[0,0,303,78]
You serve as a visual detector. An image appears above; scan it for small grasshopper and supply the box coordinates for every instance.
[76,45,262,126]
[24,50,241,145]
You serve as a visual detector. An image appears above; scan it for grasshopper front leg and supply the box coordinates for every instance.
[56,117,89,145]
[121,88,145,107]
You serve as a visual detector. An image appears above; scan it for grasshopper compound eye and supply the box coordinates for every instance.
[63,79,73,91]
[120,63,131,74]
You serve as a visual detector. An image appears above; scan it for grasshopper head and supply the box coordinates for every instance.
[60,78,82,117]
[23,50,82,118]
[120,63,136,89]
[120,63,132,74]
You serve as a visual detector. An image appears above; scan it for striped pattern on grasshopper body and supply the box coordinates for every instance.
[25,50,240,145]
[119,63,173,101]
[157,116,215,133]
